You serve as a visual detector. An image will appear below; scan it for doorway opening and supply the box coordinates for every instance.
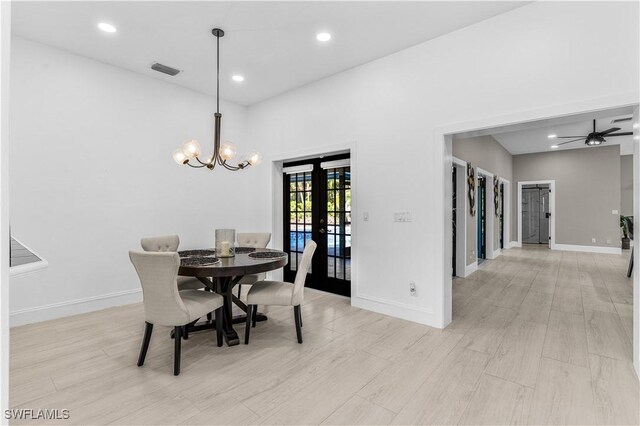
[517,180,555,249]
[521,183,551,247]
[477,174,487,263]
[499,182,504,249]
[452,165,457,276]
[282,153,351,297]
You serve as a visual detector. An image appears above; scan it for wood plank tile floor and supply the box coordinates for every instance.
[9,247,638,425]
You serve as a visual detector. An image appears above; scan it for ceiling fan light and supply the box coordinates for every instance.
[586,136,603,146]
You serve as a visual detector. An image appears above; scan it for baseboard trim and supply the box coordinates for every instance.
[10,288,142,327]
[464,261,478,277]
[490,248,502,259]
[510,241,522,248]
[352,293,439,327]
[552,243,622,255]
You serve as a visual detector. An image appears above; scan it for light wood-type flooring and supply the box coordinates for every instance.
[9,246,638,425]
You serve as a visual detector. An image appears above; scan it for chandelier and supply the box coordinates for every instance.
[172,28,261,171]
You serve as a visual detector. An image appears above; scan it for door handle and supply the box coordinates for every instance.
[319,228,326,234]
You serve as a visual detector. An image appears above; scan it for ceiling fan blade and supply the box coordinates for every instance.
[599,127,621,136]
[556,135,586,138]
[555,138,584,146]
[604,132,633,137]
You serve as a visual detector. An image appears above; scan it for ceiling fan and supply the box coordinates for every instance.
[553,119,633,147]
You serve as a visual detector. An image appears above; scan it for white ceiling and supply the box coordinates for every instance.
[454,107,637,156]
[11,1,528,106]
[492,111,636,156]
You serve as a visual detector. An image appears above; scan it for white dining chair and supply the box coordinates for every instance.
[244,240,316,345]
[141,235,205,291]
[235,233,271,298]
[129,250,224,375]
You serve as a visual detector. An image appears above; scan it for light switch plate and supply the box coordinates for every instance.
[393,212,412,222]
[612,209,619,215]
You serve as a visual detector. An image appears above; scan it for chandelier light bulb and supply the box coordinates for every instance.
[181,139,201,159]
[219,142,237,161]
[246,151,262,165]
[172,148,188,164]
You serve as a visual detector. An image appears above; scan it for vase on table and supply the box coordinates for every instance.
[215,229,235,257]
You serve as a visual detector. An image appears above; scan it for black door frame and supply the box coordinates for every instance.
[452,166,457,276]
[477,176,487,260]
[283,153,351,296]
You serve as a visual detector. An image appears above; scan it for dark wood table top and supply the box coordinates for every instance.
[178,247,288,278]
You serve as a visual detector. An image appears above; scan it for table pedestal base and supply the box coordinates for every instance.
[170,276,267,346]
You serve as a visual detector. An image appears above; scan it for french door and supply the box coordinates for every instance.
[283,154,351,297]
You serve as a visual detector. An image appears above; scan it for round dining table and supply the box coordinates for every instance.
[177,247,288,346]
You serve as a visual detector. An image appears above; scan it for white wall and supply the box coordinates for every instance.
[246,1,639,328]
[9,37,266,325]
[0,0,11,417]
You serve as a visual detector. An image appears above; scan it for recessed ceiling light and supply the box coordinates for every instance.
[316,32,331,42]
[634,123,639,129]
[550,145,559,149]
[547,134,557,139]
[98,22,117,33]
[232,75,244,82]
[634,136,640,141]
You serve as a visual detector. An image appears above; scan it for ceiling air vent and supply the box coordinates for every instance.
[611,117,632,124]
[151,62,181,76]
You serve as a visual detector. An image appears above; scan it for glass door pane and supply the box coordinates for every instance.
[326,167,351,282]
[287,171,313,273]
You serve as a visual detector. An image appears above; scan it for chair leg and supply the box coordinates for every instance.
[299,310,303,328]
[215,307,224,347]
[174,326,182,376]
[252,304,257,328]
[245,305,253,344]
[627,246,634,278]
[207,288,213,321]
[294,305,303,344]
[137,322,153,367]
[237,284,242,299]
[182,325,189,340]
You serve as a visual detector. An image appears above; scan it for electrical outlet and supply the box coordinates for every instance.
[363,212,370,221]
[612,209,619,215]
[606,239,612,245]
[592,238,596,243]
[409,282,417,296]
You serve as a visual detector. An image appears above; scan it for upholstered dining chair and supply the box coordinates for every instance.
[141,235,205,291]
[129,251,224,375]
[235,233,272,298]
[244,240,316,345]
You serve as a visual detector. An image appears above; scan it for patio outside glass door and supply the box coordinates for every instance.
[283,154,351,297]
